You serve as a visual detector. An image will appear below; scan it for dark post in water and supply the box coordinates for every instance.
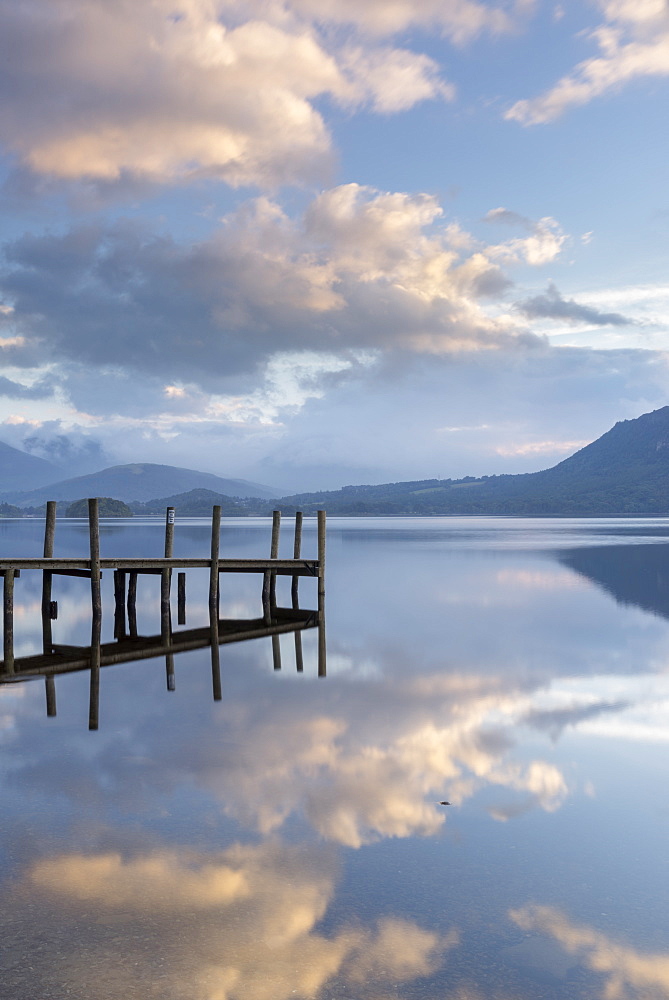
[317,509,326,678]
[41,500,56,654]
[88,498,102,730]
[292,512,304,672]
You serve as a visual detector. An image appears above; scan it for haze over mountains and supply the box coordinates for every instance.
[3,406,669,515]
[0,461,280,505]
[0,441,61,493]
[280,407,669,515]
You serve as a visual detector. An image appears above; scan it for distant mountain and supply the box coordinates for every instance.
[3,463,280,507]
[0,440,61,492]
[272,407,669,515]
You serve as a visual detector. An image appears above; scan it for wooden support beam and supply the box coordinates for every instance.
[42,500,56,655]
[317,510,326,678]
[209,506,221,612]
[3,567,15,674]
[113,570,126,640]
[291,512,302,609]
[294,631,304,673]
[88,499,102,621]
[0,557,320,575]
[45,676,56,717]
[161,507,174,643]
[127,571,138,638]
[88,498,102,730]
[272,633,282,671]
[269,509,281,612]
[89,610,101,731]
[209,600,222,702]
[177,572,186,625]
[43,500,56,558]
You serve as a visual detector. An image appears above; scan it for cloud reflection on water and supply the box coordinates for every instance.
[12,840,456,1000]
[510,905,669,1000]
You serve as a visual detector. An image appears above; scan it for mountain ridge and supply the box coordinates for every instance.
[271,407,669,515]
[1,463,280,506]
[0,440,62,492]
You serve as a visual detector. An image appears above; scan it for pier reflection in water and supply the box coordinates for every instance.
[0,503,325,728]
[0,606,323,727]
[0,517,668,1000]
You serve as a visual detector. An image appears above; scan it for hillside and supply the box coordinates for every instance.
[272,407,669,515]
[2,463,280,507]
[130,488,248,516]
[0,440,61,492]
[65,497,133,517]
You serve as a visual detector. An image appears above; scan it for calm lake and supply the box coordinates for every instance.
[1,515,668,999]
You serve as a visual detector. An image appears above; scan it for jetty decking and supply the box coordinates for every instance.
[0,500,326,728]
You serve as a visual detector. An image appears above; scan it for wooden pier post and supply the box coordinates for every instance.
[261,571,271,624]
[291,512,302,607]
[89,612,101,731]
[88,499,102,620]
[209,505,221,612]
[113,570,127,639]
[45,676,56,717]
[41,500,56,654]
[209,596,222,702]
[292,513,304,672]
[161,507,174,637]
[3,568,15,675]
[89,668,100,730]
[161,508,176,690]
[127,571,138,638]
[177,572,186,625]
[270,510,281,611]
[164,506,175,558]
[208,505,223,700]
[293,631,304,673]
[43,500,56,557]
[262,510,280,624]
[317,510,326,678]
[272,634,282,671]
[88,498,102,729]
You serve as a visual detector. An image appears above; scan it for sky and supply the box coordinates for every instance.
[1,0,669,492]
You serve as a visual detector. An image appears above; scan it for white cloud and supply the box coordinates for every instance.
[0,186,551,393]
[339,45,455,112]
[483,209,567,265]
[495,438,589,457]
[506,0,669,124]
[0,0,452,188]
[223,0,526,43]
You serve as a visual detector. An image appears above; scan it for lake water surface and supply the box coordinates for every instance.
[1,516,668,999]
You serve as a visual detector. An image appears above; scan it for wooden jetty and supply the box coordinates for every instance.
[0,500,326,728]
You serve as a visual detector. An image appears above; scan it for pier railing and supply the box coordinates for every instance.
[0,500,326,727]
